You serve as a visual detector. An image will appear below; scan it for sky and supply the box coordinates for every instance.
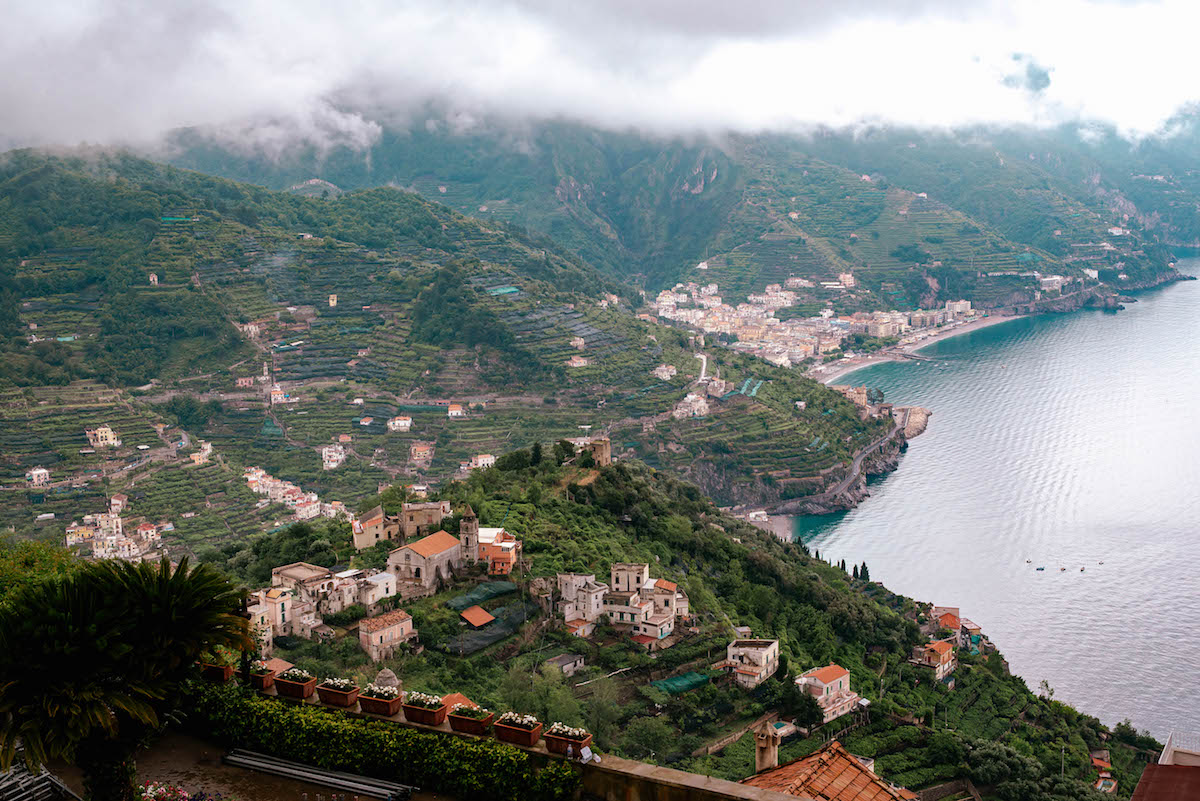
[2,0,1199,153]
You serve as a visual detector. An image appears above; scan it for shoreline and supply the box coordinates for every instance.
[810,313,1028,385]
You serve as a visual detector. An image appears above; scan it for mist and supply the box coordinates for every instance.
[2,0,1197,154]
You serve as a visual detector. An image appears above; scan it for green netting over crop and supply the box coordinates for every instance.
[651,671,711,695]
[445,581,518,611]
[438,601,538,656]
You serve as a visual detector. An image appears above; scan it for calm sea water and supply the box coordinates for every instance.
[791,262,1200,739]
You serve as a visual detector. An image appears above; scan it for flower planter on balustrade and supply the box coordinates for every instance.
[358,694,404,717]
[543,732,593,755]
[199,663,234,682]
[448,711,495,736]
[317,683,360,708]
[494,721,542,748]
[274,676,317,700]
[402,702,448,726]
[248,670,275,691]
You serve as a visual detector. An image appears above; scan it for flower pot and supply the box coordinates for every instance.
[448,711,494,735]
[249,670,275,691]
[402,703,448,726]
[199,663,234,682]
[274,677,317,699]
[317,684,360,708]
[544,732,593,756]
[495,721,542,748]
[358,694,404,717]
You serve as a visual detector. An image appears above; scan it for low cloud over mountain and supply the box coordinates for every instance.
[2,0,1195,151]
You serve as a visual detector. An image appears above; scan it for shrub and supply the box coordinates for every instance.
[185,682,578,801]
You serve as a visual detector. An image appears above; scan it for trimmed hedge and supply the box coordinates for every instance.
[184,681,579,801]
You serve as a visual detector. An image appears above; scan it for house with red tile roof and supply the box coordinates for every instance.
[742,738,916,800]
[796,664,864,724]
[911,640,957,682]
[359,609,417,661]
[387,530,463,590]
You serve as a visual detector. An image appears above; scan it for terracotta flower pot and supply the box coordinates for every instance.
[274,676,317,699]
[544,732,593,755]
[317,684,360,708]
[402,703,448,726]
[199,663,234,682]
[495,721,542,748]
[448,711,494,735]
[249,670,275,691]
[358,694,404,717]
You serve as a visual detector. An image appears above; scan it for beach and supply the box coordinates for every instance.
[810,314,1027,385]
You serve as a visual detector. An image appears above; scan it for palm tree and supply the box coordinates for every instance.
[0,556,249,801]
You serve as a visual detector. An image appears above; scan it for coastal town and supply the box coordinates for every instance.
[651,276,986,372]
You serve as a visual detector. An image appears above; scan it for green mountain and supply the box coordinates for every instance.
[0,151,891,548]
[180,453,1157,800]
[168,116,1187,307]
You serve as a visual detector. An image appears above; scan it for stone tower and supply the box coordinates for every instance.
[458,504,479,562]
[754,720,783,773]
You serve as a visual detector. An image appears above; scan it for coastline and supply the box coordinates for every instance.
[811,313,1027,385]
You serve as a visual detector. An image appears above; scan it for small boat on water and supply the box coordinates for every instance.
[1059,567,1066,572]
[1080,567,1085,572]
[1025,559,1032,563]
[1098,561,1104,565]
[1036,566,1045,571]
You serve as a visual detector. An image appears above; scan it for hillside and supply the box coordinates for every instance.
[0,152,893,547]
[184,453,1158,800]
[167,116,1186,307]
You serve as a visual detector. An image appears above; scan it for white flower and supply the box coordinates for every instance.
[321,677,357,691]
[279,667,313,682]
[363,683,400,699]
[547,721,589,739]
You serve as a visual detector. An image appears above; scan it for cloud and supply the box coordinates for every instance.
[0,0,1196,152]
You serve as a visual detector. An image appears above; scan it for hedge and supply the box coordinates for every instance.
[184,682,580,801]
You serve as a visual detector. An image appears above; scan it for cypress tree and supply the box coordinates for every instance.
[852,564,859,580]
[860,562,871,582]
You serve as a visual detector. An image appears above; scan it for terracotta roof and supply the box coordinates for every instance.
[1091,757,1112,769]
[655,578,678,592]
[442,692,477,709]
[631,634,656,645]
[264,657,294,674]
[937,612,961,629]
[742,740,915,800]
[360,609,412,633]
[926,641,953,656]
[1132,765,1200,801]
[460,605,495,628]
[804,664,850,685]
[401,530,461,558]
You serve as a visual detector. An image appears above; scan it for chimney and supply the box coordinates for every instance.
[755,720,783,773]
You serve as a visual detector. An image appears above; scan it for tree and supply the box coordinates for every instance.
[866,387,885,405]
[621,716,675,760]
[860,562,870,582]
[531,441,543,466]
[0,540,79,605]
[852,564,859,580]
[585,678,621,748]
[0,557,249,801]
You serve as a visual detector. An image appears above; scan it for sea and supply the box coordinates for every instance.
[789,259,1200,739]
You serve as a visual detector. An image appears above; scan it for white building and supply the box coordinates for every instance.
[673,393,709,420]
[557,573,610,638]
[796,664,865,724]
[322,444,346,470]
[26,467,50,487]
[387,416,412,432]
[714,639,780,689]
